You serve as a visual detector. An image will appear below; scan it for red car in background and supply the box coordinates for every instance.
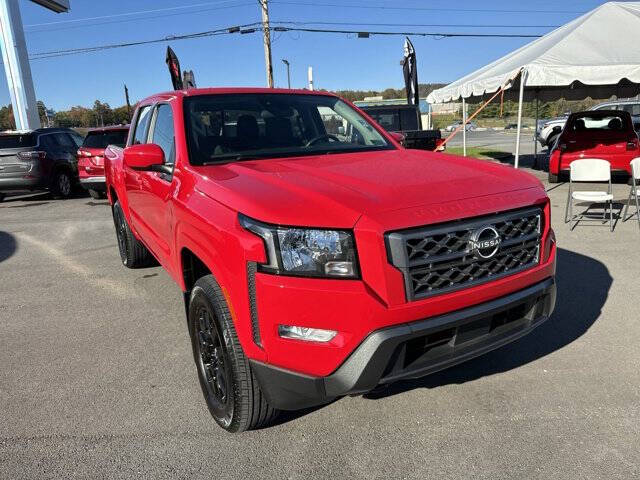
[548,110,639,183]
[77,125,129,198]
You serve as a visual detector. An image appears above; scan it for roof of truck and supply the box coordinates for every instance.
[139,87,339,104]
[86,125,130,133]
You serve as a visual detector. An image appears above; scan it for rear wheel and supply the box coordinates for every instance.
[0,193,5,203]
[51,170,73,199]
[546,134,559,150]
[112,200,156,268]
[189,275,278,432]
[88,189,104,199]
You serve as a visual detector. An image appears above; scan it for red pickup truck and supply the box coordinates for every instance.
[105,87,557,432]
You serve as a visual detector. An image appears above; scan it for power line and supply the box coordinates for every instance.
[270,1,585,15]
[24,0,247,27]
[29,22,545,60]
[29,23,262,59]
[24,3,255,34]
[271,26,543,38]
[273,20,561,29]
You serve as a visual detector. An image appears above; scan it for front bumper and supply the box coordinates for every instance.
[251,277,556,410]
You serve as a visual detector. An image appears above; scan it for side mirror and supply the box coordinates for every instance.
[124,143,165,170]
[389,132,405,144]
[552,126,562,134]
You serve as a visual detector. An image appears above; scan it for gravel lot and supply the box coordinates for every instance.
[1,167,639,479]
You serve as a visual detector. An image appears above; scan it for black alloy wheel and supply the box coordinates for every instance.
[113,204,128,264]
[193,304,233,426]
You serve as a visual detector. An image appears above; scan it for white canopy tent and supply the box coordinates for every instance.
[427,1,640,168]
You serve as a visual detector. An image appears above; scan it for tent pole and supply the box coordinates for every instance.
[514,70,526,169]
[462,97,467,156]
[533,92,539,169]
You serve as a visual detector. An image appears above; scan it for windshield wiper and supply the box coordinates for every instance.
[201,153,268,165]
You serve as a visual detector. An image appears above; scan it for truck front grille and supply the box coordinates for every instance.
[386,207,542,301]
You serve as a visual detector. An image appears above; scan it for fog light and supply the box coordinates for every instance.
[278,325,337,342]
[324,261,354,276]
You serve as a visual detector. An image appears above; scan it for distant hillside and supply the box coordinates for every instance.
[332,83,447,102]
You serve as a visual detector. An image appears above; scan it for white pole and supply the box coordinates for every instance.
[308,66,314,91]
[514,69,526,169]
[462,97,467,156]
[533,92,539,168]
[0,0,40,130]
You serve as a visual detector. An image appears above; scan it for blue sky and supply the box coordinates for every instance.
[2,0,609,110]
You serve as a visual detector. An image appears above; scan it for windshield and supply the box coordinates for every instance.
[568,113,631,133]
[82,130,128,148]
[0,133,36,149]
[184,94,394,165]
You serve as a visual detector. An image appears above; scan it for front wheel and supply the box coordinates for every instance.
[189,275,278,432]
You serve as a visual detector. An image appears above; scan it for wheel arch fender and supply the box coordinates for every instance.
[175,221,266,361]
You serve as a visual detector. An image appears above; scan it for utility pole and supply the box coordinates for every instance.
[124,84,132,121]
[259,0,274,88]
[282,59,290,89]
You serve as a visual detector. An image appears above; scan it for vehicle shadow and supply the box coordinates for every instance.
[0,191,50,204]
[364,247,610,400]
[0,231,17,263]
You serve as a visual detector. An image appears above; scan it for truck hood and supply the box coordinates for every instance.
[195,149,542,228]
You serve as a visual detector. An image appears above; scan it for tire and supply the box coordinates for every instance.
[88,189,104,200]
[189,275,278,432]
[548,172,559,183]
[0,193,5,203]
[51,169,74,199]
[546,134,559,150]
[112,200,156,268]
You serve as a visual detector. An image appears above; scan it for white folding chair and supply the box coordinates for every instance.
[564,159,614,231]
[623,157,640,230]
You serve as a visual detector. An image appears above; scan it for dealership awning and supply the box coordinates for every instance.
[426,1,640,167]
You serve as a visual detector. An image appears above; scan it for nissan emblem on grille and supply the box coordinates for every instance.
[468,226,502,259]
[385,207,542,300]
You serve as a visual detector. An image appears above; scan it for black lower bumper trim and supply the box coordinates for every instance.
[250,278,556,411]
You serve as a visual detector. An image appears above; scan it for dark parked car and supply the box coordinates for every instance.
[0,128,84,201]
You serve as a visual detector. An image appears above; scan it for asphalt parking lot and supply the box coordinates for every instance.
[1,168,639,479]
[444,128,540,157]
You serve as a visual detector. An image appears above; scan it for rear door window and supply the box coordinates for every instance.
[38,135,57,151]
[150,104,175,167]
[0,134,36,149]
[132,106,152,145]
[55,133,76,150]
[82,130,129,148]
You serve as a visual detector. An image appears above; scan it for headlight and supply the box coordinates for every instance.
[239,214,359,278]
